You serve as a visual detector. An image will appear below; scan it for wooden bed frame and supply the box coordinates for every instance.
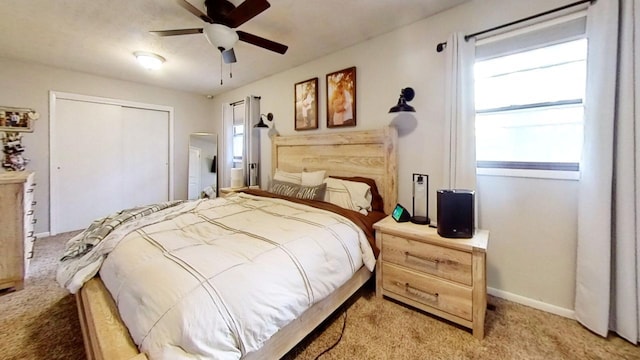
[76,127,398,360]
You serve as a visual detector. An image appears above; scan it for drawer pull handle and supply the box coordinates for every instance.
[31,218,37,224]
[32,201,37,206]
[404,282,439,302]
[27,209,34,215]
[27,251,34,259]
[405,251,439,266]
[28,230,34,237]
[26,188,34,193]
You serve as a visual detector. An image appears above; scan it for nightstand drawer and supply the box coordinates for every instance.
[381,233,472,286]
[382,262,472,320]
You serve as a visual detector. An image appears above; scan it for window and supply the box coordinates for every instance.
[223,97,260,188]
[474,15,587,176]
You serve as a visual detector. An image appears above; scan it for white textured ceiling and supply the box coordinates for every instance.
[0,0,468,96]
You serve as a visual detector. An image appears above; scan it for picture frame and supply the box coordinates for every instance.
[326,67,356,128]
[294,77,319,130]
[0,106,38,133]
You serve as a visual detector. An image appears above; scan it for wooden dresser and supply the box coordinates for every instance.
[0,171,36,291]
[374,216,489,339]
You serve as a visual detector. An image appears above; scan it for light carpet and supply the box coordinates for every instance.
[0,232,638,360]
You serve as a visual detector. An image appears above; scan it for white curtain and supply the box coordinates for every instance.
[575,0,640,344]
[443,32,477,191]
[221,103,234,188]
[244,96,261,187]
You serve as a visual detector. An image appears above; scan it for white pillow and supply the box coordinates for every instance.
[301,170,326,186]
[323,178,372,215]
[273,169,302,184]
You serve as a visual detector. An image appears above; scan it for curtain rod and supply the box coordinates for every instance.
[435,0,595,53]
[230,95,261,106]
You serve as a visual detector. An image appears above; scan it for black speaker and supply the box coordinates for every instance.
[437,189,474,238]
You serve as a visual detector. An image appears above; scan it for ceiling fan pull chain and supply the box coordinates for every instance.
[230,63,233,79]
[220,55,223,85]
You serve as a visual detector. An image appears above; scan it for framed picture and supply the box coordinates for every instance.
[0,107,38,133]
[294,77,318,130]
[326,67,356,128]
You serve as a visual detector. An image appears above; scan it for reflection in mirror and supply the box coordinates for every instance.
[188,133,218,200]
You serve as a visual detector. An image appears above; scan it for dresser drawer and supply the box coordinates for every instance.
[24,233,36,270]
[24,235,35,257]
[382,262,472,321]
[24,208,36,228]
[381,233,472,286]
[23,178,35,212]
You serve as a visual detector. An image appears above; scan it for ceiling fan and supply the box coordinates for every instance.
[151,0,288,64]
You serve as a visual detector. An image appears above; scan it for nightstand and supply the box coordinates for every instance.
[373,216,489,339]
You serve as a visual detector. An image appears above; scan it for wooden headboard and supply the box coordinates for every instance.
[271,127,398,214]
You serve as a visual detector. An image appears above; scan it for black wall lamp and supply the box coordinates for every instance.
[254,112,274,128]
[389,87,416,113]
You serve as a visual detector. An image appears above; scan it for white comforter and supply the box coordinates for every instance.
[86,193,375,359]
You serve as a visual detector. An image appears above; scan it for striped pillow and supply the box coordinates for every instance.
[269,180,326,201]
[296,183,327,200]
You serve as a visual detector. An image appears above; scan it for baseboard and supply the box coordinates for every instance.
[36,231,51,239]
[488,287,575,319]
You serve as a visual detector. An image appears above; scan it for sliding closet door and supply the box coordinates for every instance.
[121,107,169,207]
[52,99,125,233]
[51,95,172,234]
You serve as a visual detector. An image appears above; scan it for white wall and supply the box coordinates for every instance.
[0,57,214,234]
[210,0,581,312]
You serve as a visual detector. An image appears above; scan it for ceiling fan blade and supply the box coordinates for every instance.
[237,30,288,54]
[204,0,236,25]
[221,48,237,64]
[226,0,270,28]
[150,28,204,36]
[177,0,214,23]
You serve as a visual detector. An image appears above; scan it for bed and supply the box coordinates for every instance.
[66,127,398,360]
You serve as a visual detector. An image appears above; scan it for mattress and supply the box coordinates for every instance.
[59,192,377,359]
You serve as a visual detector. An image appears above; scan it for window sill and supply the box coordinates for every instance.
[477,167,580,180]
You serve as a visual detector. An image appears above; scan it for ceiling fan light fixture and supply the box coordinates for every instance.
[134,51,165,70]
[203,24,239,50]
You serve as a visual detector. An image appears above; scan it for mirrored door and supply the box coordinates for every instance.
[188,133,217,200]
